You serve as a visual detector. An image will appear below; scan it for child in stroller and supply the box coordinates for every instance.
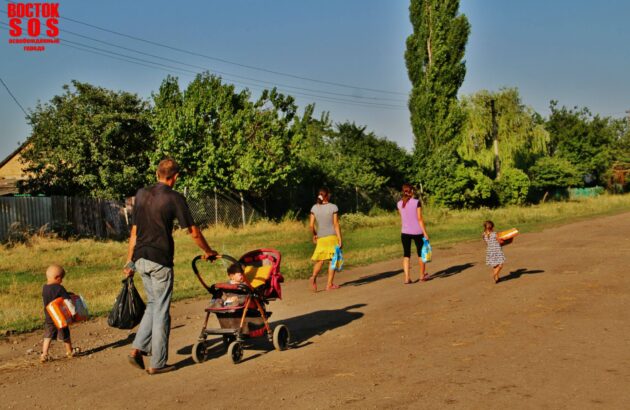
[191,249,290,364]
[209,262,246,308]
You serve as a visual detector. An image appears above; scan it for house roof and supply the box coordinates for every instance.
[0,140,28,169]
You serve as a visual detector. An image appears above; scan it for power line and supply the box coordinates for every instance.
[60,15,407,96]
[0,25,406,111]
[63,42,196,77]
[58,25,406,104]
[59,39,404,109]
[0,0,407,97]
[0,19,407,103]
[0,77,28,116]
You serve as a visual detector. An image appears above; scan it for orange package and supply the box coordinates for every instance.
[46,297,73,329]
[498,228,519,241]
[46,295,89,329]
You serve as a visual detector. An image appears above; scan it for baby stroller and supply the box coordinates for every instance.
[191,248,290,364]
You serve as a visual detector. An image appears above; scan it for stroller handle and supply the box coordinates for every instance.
[191,254,239,292]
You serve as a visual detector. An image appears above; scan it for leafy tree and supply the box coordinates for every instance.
[528,156,581,198]
[606,118,630,192]
[405,0,470,153]
[231,88,304,197]
[332,122,412,191]
[546,102,615,185]
[493,168,530,206]
[443,164,493,208]
[150,74,249,193]
[289,116,413,213]
[278,109,335,212]
[418,142,490,208]
[19,81,153,198]
[608,117,630,162]
[459,88,548,177]
[151,73,306,200]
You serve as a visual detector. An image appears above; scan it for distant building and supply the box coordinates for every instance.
[0,142,28,196]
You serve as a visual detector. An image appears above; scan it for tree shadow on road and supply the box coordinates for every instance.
[425,262,475,281]
[341,270,402,287]
[499,268,545,283]
[172,304,366,368]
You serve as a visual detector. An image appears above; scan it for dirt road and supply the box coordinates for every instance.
[1,213,629,409]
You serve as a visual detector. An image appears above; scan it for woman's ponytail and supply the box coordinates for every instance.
[401,183,414,208]
[316,187,330,205]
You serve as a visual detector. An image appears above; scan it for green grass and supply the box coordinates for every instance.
[2,193,630,334]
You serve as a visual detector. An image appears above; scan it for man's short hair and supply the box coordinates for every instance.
[157,158,180,179]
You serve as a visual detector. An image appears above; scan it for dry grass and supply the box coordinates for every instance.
[2,193,629,333]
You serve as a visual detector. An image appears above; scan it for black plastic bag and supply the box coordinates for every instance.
[108,277,146,329]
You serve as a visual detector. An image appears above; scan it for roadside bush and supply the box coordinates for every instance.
[494,168,530,205]
[529,156,582,201]
[435,165,494,209]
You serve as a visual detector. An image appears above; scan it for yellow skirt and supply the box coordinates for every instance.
[311,235,339,261]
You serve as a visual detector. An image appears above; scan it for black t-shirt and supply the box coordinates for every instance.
[42,283,71,324]
[132,183,195,267]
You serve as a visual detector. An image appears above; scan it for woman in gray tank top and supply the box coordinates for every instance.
[309,187,343,292]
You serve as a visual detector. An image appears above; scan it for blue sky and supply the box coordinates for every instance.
[1,0,629,161]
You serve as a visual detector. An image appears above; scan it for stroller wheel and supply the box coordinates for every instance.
[228,341,243,364]
[192,340,207,363]
[272,324,290,351]
[222,335,235,350]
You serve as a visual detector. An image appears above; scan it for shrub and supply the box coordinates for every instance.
[432,165,494,209]
[494,168,530,205]
[529,157,582,190]
[529,156,582,201]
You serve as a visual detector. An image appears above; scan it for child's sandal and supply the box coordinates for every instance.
[40,354,51,363]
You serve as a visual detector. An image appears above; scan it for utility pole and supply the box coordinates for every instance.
[490,98,500,179]
[240,192,246,227]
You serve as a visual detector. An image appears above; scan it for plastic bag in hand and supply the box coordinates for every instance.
[421,237,432,263]
[107,277,146,329]
[331,245,344,272]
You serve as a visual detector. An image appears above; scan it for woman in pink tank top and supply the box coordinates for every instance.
[397,184,430,284]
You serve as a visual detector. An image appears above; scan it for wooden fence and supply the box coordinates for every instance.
[0,193,260,243]
[0,196,130,242]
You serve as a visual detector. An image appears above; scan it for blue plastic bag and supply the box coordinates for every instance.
[421,238,432,263]
[331,245,344,272]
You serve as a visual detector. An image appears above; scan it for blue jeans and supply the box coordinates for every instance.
[132,258,174,369]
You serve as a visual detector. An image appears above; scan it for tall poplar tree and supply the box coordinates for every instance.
[405,0,470,154]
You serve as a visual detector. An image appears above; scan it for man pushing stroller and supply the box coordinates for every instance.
[123,158,218,375]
